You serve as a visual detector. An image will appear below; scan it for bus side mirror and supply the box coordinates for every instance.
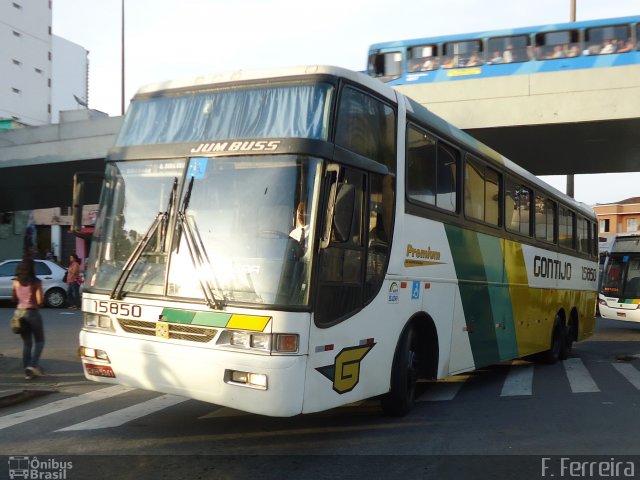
[72,172,104,235]
[333,184,355,243]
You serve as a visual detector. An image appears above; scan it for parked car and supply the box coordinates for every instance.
[0,259,68,308]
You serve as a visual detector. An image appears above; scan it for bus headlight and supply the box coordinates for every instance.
[217,331,298,353]
[83,313,114,331]
[79,346,110,362]
[226,369,268,389]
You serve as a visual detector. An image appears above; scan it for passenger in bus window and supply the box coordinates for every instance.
[616,39,633,53]
[567,45,580,57]
[600,39,616,54]
[503,47,513,63]
[549,45,565,59]
[421,57,439,71]
[489,51,503,64]
[465,53,481,67]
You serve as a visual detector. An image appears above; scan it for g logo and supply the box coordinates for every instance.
[317,344,374,394]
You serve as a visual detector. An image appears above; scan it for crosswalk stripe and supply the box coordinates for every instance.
[501,364,534,396]
[417,376,469,402]
[0,385,134,430]
[612,363,640,390]
[56,394,189,431]
[563,358,600,393]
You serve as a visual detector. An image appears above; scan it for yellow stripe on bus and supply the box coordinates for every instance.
[226,314,271,332]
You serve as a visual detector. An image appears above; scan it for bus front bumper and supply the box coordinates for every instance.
[79,329,307,417]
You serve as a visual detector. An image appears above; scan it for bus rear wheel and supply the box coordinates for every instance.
[541,318,565,364]
[381,326,418,417]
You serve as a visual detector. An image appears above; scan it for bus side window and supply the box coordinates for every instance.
[464,156,500,226]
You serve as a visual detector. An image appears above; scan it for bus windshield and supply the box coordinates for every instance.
[116,83,334,146]
[601,253,640,299]
[87,156,321,307]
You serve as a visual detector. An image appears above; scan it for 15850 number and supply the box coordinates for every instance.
[92,300,142,318]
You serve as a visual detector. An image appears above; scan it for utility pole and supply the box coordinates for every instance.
[566,0,576,197]
[121,0,125,116]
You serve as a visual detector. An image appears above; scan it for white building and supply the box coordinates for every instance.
[0,0,88,127]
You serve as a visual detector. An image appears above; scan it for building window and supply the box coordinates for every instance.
[48,51,52,61]
[13,30,22,37]
[35,67,43,74]
[12,59,22,66]
[13,2,22,9]
[627,218,638,232]
[11,87,21,94]
[599,218,610,233]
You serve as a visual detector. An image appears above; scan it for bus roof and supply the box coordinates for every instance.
[133,65,395,102]
[369,15,640,50]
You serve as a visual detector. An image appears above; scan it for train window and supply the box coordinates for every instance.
[585,24,632,55]
[535,29,580,59]
[367,51,402,82]
[407,44,439,72]
[442,40,483,69]
[487,35,531,63]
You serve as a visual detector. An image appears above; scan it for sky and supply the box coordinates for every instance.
[51,0,639,206]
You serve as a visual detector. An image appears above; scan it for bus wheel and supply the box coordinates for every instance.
[542,318,565,365]
[381,326,418,417]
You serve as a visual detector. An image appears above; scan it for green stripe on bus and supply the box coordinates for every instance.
[477,235,519,361]
[161,308,232,327]
[445,225,501,367]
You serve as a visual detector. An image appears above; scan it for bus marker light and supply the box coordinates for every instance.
[400,282,407,288]
[424,283,431,289]
[275,334,298,353]
[360,338,375,346]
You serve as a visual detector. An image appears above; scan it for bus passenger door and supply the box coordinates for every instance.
[303,165,393,413]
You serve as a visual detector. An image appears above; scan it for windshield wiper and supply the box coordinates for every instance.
[176,175,227,310]
[110,178,178,300]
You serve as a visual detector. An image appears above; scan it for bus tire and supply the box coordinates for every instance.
[542,318,565,365]
[381,326,418,417]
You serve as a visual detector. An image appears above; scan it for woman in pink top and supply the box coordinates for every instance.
[12,258,44,380]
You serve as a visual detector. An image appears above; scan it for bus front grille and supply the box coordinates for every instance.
[118,319,218,343]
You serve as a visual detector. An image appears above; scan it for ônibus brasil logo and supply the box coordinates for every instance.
[8,456,73,479]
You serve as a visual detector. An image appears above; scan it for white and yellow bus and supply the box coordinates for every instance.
[75,65,598,417]
[599,234,640,322]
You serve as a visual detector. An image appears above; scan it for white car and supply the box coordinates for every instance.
[0,259,68,308]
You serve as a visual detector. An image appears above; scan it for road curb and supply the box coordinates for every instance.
[0,389,56,408]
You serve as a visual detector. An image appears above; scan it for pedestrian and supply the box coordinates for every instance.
[66,253,82,309]
[12,258,45,380]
